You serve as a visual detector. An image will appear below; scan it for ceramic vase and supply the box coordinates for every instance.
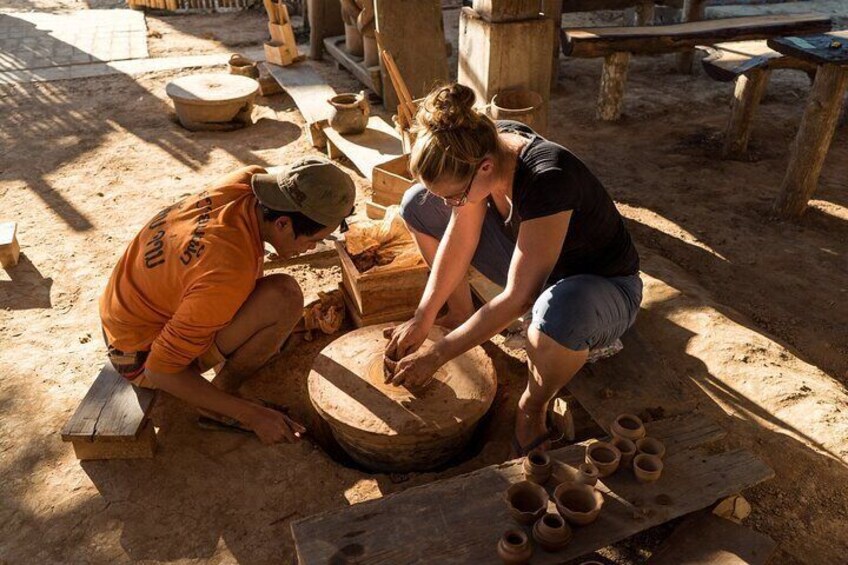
[327,91,370,134]
[522,450,552,484]
[585,441,621,477]
[553,482,604,526]
[532,512,573,552]
[504,480,548,525]
[497,529,533,564]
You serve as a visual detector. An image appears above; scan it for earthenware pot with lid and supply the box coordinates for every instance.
[610,413,646,442]
[497,529,533,564]
[504,480,549,525]
[532,512,573,552]
[586,441,621,477]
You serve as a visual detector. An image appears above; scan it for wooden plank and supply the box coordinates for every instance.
[264,61,337,148]
[648,512,777,564]
[263,240,338,270]
[322,116,403,181]
[701,40,815,82]
[768,31,848,67]
[70,420,157,460]
[563,0,646,12]
[562,13,833,58]
[291,412,772,564]
[472,0,540,22]
[567,320,699,432]
[773,63,848,218]
[375,0,450,112]
[323,35,382,97]
[341,284,416,328]
[61,363,156,442]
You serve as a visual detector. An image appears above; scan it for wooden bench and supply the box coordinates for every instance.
[700,40,817,158]
[61,362,158,460]
[561,13,832,120]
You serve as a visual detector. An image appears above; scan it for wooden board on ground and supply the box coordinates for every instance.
[562,13,833,57]
[767,30,848,66]
[323,35,382,96]
[648,512,777,564]
[264,61,337,148]
[567,318,699,432]
[322,116,403,181]
[701,39,816,82]
[291,412,773,564]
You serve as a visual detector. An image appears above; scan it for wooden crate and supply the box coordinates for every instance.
[335,241,428,324]
[371,154,415,206]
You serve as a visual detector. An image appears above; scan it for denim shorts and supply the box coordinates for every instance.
[400,184,643,351]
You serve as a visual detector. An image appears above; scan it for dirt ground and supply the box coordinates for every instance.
[2,4,848,564]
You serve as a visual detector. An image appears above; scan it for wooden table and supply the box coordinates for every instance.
[768,31,848,218]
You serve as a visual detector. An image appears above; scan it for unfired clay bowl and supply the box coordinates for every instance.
[497,529,533,564]
[633,453,664,483]
[554,482,604,526]
[522,450,552,484]
[586,441,621,477]
[612,436,637,469]
[505,480,549,525]
[575,462,599,487]
[610,413,646,442]
[636,436,666,460]
[532,512,573,552]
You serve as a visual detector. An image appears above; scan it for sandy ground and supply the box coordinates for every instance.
[2,3,848,564]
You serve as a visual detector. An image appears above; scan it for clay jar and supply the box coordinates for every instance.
[497,529,533,564]
[532,512,573,552]
[585,441,621,477]
[611,437,637,469]
[228,54,258,79]
[328,92,370,135]
[633,453,664,483]
[575,463,599,487]
[610,413,646,442]
[636,436,666,460]
[522,450,552,484]
[553,482,604,526]
[505,480,549,525]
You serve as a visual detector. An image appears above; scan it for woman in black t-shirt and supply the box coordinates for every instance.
[384,84,642,455]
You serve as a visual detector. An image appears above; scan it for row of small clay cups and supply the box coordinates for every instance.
[588,436,666,483]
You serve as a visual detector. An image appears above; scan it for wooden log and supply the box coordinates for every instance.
[561,13,832,58]
[472,0,540,22]
[722,68,771,159]
[597,51,631,121]
[542,0,564,83]
[306,0,345,60]
[774,64,848,218]
[0,221,20,269]
[676,0,706,73]
[375,0,449,112]
[636,0,655,26]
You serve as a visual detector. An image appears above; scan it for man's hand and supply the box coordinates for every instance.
[384,317,430,363]
[245,404,306,445]
[384,347,442,388]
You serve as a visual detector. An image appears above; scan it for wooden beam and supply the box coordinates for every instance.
[323,35,383,97]
[542,0,564,83]
[722,68,771,159]
[472,0,541,22]
[561,13,833,58]
[291,412,773,564]
[306,0,345,60]
[773,64,848,218]
[597,51,631,121]
[676,0,706,73]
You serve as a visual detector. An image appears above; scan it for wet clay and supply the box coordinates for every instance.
[532,513,573,552]
[497,530,533,564]
[505,481,549,525]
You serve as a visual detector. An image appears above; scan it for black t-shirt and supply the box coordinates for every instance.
[495,120,639,279]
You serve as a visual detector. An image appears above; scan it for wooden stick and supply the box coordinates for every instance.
[374,31,417,125]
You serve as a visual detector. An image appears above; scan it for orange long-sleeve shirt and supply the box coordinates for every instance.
[100,167,265,373]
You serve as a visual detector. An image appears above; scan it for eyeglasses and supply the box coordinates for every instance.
[441,167,477,208]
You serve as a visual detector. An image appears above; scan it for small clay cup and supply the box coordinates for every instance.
[636,436,666,460]
[633,453,663,483]
[611,437,637,469]
[228,54,258,79]
[575,462,599,487]
[522,450,552,484]
[532,512,573,552]
[504,480,548,525]
[553,482,604,526]
[610,413,646,442]
[497,529,533,564]
[585,441,621,477]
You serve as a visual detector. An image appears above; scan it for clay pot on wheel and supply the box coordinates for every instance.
[328,91,370,134]
[522,450,552,484]
[532,513,573,552]
[633,453,663,483]
[575,462,599,487]
[497,529,533,564]
[611,413,646,442]
[611,437,637,469]
[585,441,621,477]
[636,436,666,460]
[504,480,548,525]
[553,482,604,526]
[228,54,258,79]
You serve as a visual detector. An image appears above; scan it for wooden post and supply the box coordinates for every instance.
[636,1,655,26]
[722,68,771,160]
[597,52,631,121]
[676,0,705,74]
[774,64,848,218]
[542,0,564,84]
[307,0,345,60]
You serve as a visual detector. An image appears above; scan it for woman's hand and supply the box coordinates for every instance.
[383,347,442,388]
[383,317,431,362]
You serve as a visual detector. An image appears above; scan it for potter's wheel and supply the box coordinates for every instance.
[308,324,497,472]
[165,73,259,105]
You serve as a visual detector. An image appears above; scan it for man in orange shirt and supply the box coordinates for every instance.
[100,157,355,445]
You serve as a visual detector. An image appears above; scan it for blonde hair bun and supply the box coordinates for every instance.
[416,83,482,132]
